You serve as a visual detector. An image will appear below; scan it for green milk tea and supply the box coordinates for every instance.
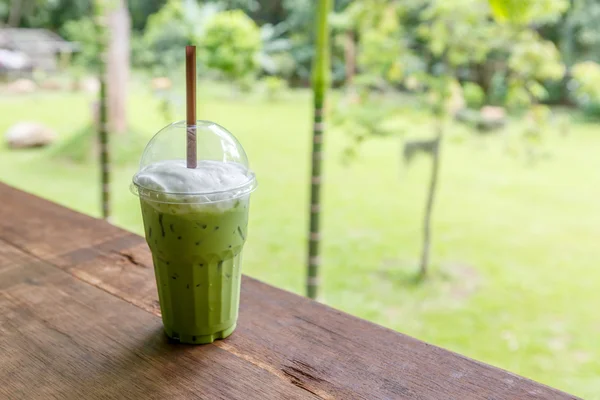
[140,195,250,344]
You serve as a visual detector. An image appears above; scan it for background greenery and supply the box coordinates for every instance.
[1,84,599,398]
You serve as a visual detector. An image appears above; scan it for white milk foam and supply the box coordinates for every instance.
[134,160,254,213]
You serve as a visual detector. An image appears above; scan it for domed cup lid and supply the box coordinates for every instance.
[131,120,257,204]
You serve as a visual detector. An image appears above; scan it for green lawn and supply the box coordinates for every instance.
[1,85,599,398]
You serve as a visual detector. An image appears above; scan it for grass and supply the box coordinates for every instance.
[1,84,599,398]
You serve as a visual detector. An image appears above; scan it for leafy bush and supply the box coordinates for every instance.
[137,0,191,74]
[570,61,600,120]
[571,61,600,104]
[462,82,485,109]
[506,32,565,109]
[258,23,295,78]
[200,10,261,86]
[136,0,220,75]
[61,17,99,70]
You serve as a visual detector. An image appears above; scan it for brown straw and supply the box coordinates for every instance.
[185,45,197,169]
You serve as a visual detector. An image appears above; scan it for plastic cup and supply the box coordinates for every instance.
[131,121,257,344]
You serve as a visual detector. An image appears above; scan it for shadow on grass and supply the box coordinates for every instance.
[50,124,148,165]
[377,259,482,302]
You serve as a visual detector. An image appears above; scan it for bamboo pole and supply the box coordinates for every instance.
[306,0,333,299]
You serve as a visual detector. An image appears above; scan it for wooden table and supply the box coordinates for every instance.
[0,183,576,400]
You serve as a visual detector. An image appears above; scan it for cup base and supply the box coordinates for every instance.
[165,323,237,345]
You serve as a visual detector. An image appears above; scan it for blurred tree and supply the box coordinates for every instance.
[135,0,222,73]
[3,0,166,32]
[570,60,600,119]
[571,60,600,102]
[306,0,333,300]
[257,21,295,78]
[462,82,485,109]
[407,71,455,278]
[200,9,262,87]
[106,0,130,134]
[7,0,24,26]
[7,0,90,29]
[332,0,567,277]
[134,1,220,124]
[329,0,421,162]
[280,0,315,85]
[281,0,350,86]
[42,0,130,136]
[61,16,99,69]
[233,0,283,25]
[413,0,566,276]
[331,0,430,91]
[568,0,600,62]
[127,0,167,31]
[135,0,193,74]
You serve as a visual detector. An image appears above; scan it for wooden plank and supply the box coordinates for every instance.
[0,183,578,399]
[0,240,317,399]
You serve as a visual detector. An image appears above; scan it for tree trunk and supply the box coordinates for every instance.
[8,0,24,27]
[344,30,356,86]
[419,126,442,278]
[306,0,333,300]
[106,0,130,134]
[475,62,492,104]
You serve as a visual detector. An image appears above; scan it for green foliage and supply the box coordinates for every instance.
[357,29,404,85]
[200,10,262,85]
[412,73,460,117]
[571,61,600,104]
[419,0,498,67]
[257,23,295,77]
[488,0,526,22]
[415,0,566,111]
[0,2,9,22]
[282,0,316,83]
[135,1,221,129]
[488,0,569,25]
[508,33,565,82]
[17,0,91,30]
[462,82,485,109]
[570,61,600,120]
[61,17,99,70]
[136,0,192,74]
[128,0,167,31]
[134,0,221,75]
[332,90,401,163]
[566,0,600,63]
[9,0,164,33]
[506,32,565,108]
[337,0,418,87]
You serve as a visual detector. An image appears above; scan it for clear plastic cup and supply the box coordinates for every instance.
[131,120,257,344]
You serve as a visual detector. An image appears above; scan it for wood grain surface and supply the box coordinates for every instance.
[0,183,577,400]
